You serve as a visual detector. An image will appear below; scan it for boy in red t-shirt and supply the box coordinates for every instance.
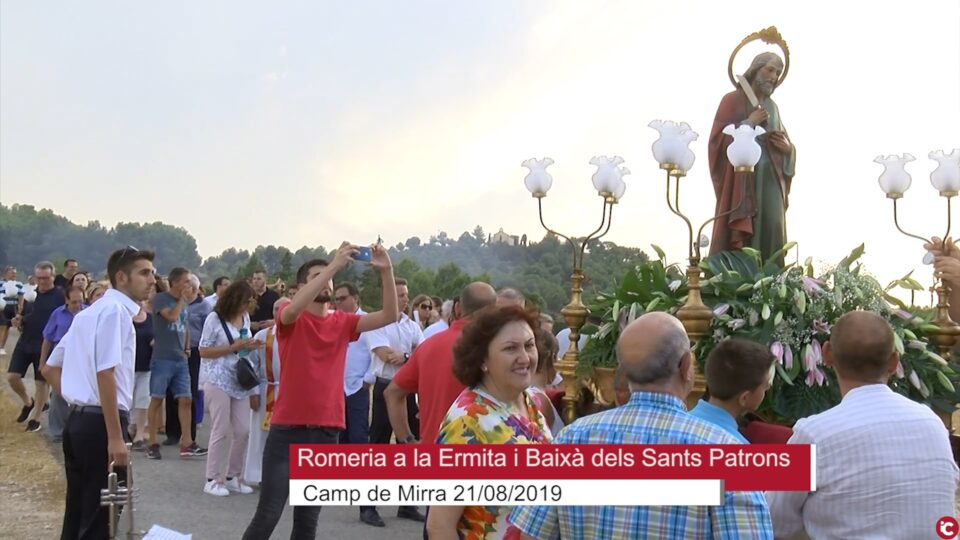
[243,242,398,540]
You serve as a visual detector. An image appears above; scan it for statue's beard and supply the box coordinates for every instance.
[756,79,775,97]
[314,292,331,304]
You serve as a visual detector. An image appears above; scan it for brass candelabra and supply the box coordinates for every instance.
[661,162,755,407]
[877,150,960,429]
[649,119,765,408]
[522,156,628,423]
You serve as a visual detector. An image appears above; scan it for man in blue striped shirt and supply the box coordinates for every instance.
[511,312,773,540]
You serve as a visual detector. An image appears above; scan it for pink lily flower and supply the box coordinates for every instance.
[784,346,794,371]
[803,344,816,373]
[770,341,784,364]
[805,367,827,387]
[801,276,824,294]
[811,339,822,365]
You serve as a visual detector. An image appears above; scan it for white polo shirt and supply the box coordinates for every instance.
[366,313,423,381]
[47,288,140,411]
[766,384,959,539]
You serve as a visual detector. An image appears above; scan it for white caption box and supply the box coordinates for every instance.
[289,479,722,506]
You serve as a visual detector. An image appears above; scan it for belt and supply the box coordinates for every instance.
[70,405,129,419]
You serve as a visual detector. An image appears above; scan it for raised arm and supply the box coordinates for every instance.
[357,245,398,333]
[158,288,192,323]
[280,242,358,326]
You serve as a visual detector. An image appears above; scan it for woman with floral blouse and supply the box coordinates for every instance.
[428,305,552,540]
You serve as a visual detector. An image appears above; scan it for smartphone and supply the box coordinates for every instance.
[354,246,372,262]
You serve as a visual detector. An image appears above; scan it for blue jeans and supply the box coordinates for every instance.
[340,387,373,513]
[149,358,191,399]
[242,425,339,540]
[340,387,370,445]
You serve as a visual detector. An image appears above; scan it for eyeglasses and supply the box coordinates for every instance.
[419,303,433,310]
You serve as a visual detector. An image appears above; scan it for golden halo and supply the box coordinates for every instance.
[728,26,791,88]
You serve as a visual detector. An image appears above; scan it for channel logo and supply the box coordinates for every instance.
[937,516,959,539]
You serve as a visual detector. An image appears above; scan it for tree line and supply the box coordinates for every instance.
[0,204,648,314]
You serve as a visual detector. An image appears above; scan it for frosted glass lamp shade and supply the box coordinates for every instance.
[929,149,960,195]
[874,153,915,197]
[721,124,764,169]
[522,157,555,197]
[649,120,698,169]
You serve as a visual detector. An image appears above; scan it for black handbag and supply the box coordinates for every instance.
[218,314,260,390]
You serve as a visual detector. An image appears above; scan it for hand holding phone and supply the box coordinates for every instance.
[353,246,372,263]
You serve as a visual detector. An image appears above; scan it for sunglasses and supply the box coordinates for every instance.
[419,303,433,310]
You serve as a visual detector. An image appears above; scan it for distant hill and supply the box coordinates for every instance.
[0,204,648,314]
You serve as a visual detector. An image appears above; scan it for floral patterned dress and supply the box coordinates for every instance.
[436,387,553,540]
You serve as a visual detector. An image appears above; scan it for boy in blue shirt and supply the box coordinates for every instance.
[689,339,775,442]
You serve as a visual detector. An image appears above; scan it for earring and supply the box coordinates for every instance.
[481,365,488,372]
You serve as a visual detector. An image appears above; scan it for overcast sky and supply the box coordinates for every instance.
[2,1,958,302]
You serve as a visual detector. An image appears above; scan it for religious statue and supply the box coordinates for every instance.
[709,28,797,266]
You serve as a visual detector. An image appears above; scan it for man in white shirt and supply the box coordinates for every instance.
[766,311,959,539]
[0,265,24,355]
[333,282,384,527]
[365,277,425,523]
[203,276,231,310]
[42,246,157,540]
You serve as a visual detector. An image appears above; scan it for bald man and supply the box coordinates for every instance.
[495,287,525,308]
[513,312,773,540]
[386,282,497,446]
[767,311,959,539]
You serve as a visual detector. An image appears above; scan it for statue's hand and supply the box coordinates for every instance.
[769,131,791,153]
[746,106,768,127]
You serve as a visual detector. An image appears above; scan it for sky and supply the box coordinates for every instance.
[1,1,958,304]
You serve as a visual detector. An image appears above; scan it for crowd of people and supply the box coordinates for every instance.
[0,239,958,539]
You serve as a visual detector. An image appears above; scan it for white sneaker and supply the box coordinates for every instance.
[225,477,253,494]
[203,480,229,497]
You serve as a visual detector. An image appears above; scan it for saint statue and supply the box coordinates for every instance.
[709,50,797,265]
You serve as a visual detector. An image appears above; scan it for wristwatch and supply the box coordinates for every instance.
[402,352,410,362]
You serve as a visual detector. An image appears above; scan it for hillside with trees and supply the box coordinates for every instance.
[0,204,647,314]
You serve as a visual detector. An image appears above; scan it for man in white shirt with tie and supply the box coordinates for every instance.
[42,247,157,540]
[766,311,959,539]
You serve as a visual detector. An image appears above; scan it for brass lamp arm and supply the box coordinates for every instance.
[893,198,935,244]
[578,201,614,265]
[538,197,580,270]
[694,171,751,260]
[665,171,695,260]
[941,196,954,253]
